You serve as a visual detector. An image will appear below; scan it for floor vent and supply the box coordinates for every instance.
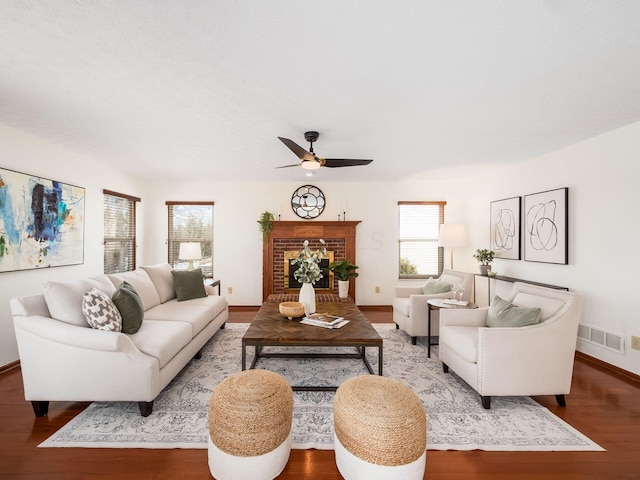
[577,323,624,354]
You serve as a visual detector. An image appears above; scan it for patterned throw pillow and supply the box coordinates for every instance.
[82,288,122,332]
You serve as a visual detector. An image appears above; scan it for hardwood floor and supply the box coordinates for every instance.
[1,308,639,479]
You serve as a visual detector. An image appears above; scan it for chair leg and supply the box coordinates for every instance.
[442,363,449,373]
[220,322,226,330]
[31,401,49,417]
[138,401,154,417]
[555,394,566,407]
[395,323,399,330]
[411,336,417,345]
[481,396,491,409]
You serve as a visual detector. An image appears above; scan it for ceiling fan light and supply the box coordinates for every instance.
[301,160,321,170]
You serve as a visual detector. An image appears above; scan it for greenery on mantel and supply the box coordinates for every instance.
[329,260,359,281]
[258,211,275,241]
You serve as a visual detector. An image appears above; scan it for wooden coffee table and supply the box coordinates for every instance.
[242,302,383,391]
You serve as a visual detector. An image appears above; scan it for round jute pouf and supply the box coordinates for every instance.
[333,375,427,480]
[208,369,293,480]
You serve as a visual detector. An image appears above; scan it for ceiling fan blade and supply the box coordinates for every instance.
[323,158,373,168]
[275,163,302,169]
[278,137,315,161]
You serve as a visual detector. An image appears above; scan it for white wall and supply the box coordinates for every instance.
[0,125,144,366]
[2,120,639,376]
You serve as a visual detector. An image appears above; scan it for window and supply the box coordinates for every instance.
[398,201,445,278]
[103,190,140,274]
[167,202,214,277]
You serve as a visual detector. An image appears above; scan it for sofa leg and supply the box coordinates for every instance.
[555,394,566,407]
[395,323,399,330]
[442,363,449,373]
[411,336,417,345]
[138,401,153,417]
[31,401,49,417]
[481,396,491,409]
[194,349,203,360]
[220,322,226,330]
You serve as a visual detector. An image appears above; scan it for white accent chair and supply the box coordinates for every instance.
[392,269,474,345]
[439,282,581,409]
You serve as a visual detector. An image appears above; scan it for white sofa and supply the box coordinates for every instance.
[392,269,474,344]
[10,263,228,417]
[439,282,581,409]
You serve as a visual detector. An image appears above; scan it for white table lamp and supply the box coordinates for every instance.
[438,224,467,270]
[179,242,202,270]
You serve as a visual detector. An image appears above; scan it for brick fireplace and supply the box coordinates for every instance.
[262,221,360,302]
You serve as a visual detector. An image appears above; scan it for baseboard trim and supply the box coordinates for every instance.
[576,351,640,385]
[0,360,20,375]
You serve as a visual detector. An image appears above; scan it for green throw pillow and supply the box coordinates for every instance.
[486,295,542,328]
[422,277,452,294]
[112,281,144,334]
[172,269,207,302]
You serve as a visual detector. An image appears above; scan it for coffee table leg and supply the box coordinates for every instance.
[378,345,383,376]
[241,343,246,370]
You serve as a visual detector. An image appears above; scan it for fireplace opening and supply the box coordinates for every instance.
[284,251,334,293]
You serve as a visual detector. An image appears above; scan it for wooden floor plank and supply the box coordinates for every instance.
[1,309,639,479]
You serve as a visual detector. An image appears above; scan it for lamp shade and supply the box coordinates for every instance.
[178,242,202,260]
[438,224,467,247]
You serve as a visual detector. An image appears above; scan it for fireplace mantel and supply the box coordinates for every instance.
[262,221,361,302]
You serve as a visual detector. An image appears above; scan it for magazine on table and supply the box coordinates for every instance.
[301,313,349,329]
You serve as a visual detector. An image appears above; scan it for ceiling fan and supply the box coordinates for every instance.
[276,131,373,170]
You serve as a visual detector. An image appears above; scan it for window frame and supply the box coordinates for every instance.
[166,201,214,277]
[398,201,446,279]
[103,189,140,274]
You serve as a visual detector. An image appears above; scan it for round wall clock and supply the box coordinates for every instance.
[291,185,326,219]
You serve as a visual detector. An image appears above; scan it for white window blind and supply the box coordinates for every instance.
[167,202,214,277]
[103,190,140,274]
[398,201,445,278]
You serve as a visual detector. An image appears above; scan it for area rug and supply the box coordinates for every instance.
[39,323,603,451]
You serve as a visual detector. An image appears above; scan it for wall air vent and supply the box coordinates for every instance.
[577,323,624,354]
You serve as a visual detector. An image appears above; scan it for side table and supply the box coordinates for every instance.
[427,298,478,358]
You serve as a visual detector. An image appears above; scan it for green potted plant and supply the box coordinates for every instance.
[329,260,359,298]
[473,248,495,276]
[258,211,275,241]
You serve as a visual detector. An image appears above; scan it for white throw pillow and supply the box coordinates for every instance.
[82,288,122,332]
[140,263,176,303]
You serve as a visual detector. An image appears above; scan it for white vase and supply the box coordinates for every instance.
[338,280,349,299]
[299,283,316,314]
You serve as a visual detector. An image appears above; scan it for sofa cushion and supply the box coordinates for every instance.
[128,320,192,369]
[43,275,116,327]
[82,288,122,332]
[112,282,144,334]
[145,295,227,337]
[140,263,176,303]
[172,269,207,302]
[108,269,161,311]
[487,296,542,328]
[440,326,479,363]
[422,277,452,294]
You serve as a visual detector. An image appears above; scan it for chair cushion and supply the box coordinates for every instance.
[487,296,542,328]
[112,282,144,334]
[108,269,161,311]
[172,269,207,302]
[141,263,176,303]
[511,292,564,321]
[422,278,451,294]
[440,326,479,363]
[82,288,122,332]
[43,275,116,327]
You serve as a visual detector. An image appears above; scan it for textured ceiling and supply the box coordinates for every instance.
[1,1,640,183]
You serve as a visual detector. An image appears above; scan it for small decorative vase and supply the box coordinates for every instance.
[338,280,349,299]
[479,265,491,276]
[299,282,316,314]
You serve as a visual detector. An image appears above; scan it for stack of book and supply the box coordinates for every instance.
[300,313,350,329]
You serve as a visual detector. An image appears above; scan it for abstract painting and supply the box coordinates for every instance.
[0,167,85,272]
[490,196,521,260]
[524,187,568,264]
